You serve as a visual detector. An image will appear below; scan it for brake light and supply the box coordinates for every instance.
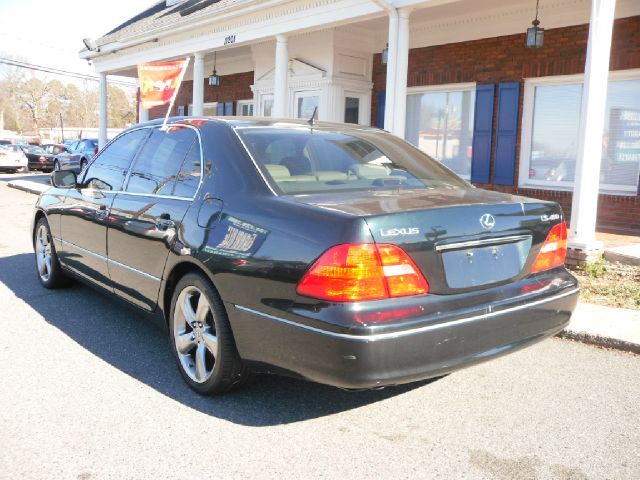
[531,222,567,273]
[94,147,99,155]
[297,243,429,302]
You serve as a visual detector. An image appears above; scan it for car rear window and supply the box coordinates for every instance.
[235,127,469,195]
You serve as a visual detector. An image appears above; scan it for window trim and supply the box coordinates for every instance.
[406,82,477,95]
[81,123,205,200]
[518,69,640,196]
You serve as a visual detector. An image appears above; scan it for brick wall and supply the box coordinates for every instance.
[147,71,254,119]
[372,16,640,233]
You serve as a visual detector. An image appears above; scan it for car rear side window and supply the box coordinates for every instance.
[236,127,469,195]
[172,141,202,198]
[125,126,198,196]
[82,129,148,191]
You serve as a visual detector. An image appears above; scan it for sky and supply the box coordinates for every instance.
[0,0,152,87]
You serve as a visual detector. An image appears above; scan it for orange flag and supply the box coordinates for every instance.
[137,59,189,109]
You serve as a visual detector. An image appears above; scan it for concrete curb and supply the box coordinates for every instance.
[558,302,640,354]
[558,330,640,354]
[6,180,49,196]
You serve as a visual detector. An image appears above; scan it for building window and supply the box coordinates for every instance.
[405,84,476,179]
[262,95,274,117]
[237,100,254,116]
[520,71,640,195]
[187,102,218,116]
[295,91,320,119]
[344,97,360,124]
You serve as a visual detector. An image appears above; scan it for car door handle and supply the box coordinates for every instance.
[155,217,175,229]
[95,204,108,220]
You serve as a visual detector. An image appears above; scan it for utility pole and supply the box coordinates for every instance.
[59,112,65,143]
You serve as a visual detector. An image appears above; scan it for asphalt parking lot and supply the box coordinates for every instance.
[0,175,639,480]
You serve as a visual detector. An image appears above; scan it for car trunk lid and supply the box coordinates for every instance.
[293,187,562,294]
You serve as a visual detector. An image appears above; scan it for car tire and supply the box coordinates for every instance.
[53,160,60,171]
[169,272,249,395]
[34,217,70,289]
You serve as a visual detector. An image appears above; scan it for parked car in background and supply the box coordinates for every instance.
[53,138,99,172]
[0,144,28,172]
[0,144,29,172]
[21,145,55,171]
[34,118,579,395]
[42,143,69,156]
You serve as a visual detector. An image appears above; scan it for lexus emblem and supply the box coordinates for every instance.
[479,213,496,230]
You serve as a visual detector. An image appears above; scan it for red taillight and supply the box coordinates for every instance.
[297,243,429,302]
[531,222,567,273]
[94,147,99,155]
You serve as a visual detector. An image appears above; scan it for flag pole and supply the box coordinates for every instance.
[161,57,190,131]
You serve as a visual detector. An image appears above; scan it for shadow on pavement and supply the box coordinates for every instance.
[0,252,436,426]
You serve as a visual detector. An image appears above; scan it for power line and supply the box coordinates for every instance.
[0,58,138,88]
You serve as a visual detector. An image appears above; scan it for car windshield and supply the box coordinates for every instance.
[235,126,469,195]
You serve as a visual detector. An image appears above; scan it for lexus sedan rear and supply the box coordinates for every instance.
[33,117,579,395]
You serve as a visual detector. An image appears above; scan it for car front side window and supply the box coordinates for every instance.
[82,129,149,191]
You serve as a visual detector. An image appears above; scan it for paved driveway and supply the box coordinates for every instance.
[0,179,638,479]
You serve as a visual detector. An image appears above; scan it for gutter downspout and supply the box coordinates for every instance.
[372,0,399,133]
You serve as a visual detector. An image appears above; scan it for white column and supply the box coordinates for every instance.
[568,0,616,251]
[139,105,149,123]
[383,10,398,132]
[392,7,411,139]
[98,72,108,149]
[192,52,205,116]
[273,35,289,118]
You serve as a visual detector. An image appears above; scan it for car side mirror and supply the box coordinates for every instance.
[51,170,77,188]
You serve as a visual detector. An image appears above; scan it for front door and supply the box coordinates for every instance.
[107,125,203,311]
[58,128,150,290]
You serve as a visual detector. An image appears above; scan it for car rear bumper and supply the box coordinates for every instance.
[229,282,579,389]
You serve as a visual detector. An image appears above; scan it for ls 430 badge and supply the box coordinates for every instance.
[380,227,420,237]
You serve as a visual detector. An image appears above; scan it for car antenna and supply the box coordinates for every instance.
[307,106,318,127]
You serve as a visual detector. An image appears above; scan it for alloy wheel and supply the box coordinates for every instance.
[172,286,218,383]
[35,224,53,282]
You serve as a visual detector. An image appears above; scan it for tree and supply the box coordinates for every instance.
[0,55,136,134]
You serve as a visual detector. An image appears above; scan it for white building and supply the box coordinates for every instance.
[80,0,640,249]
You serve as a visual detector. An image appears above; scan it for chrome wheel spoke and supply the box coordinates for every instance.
[194,343,207,382]
[175,332,196,354]
[195,295,210,325]
[181,292,197,326]
[202,332,218,358]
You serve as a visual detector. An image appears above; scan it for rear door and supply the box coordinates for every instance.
[58,128,149,289]
[107,125,203,311]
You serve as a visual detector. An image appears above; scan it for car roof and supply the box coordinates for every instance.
[131,116,381,133]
